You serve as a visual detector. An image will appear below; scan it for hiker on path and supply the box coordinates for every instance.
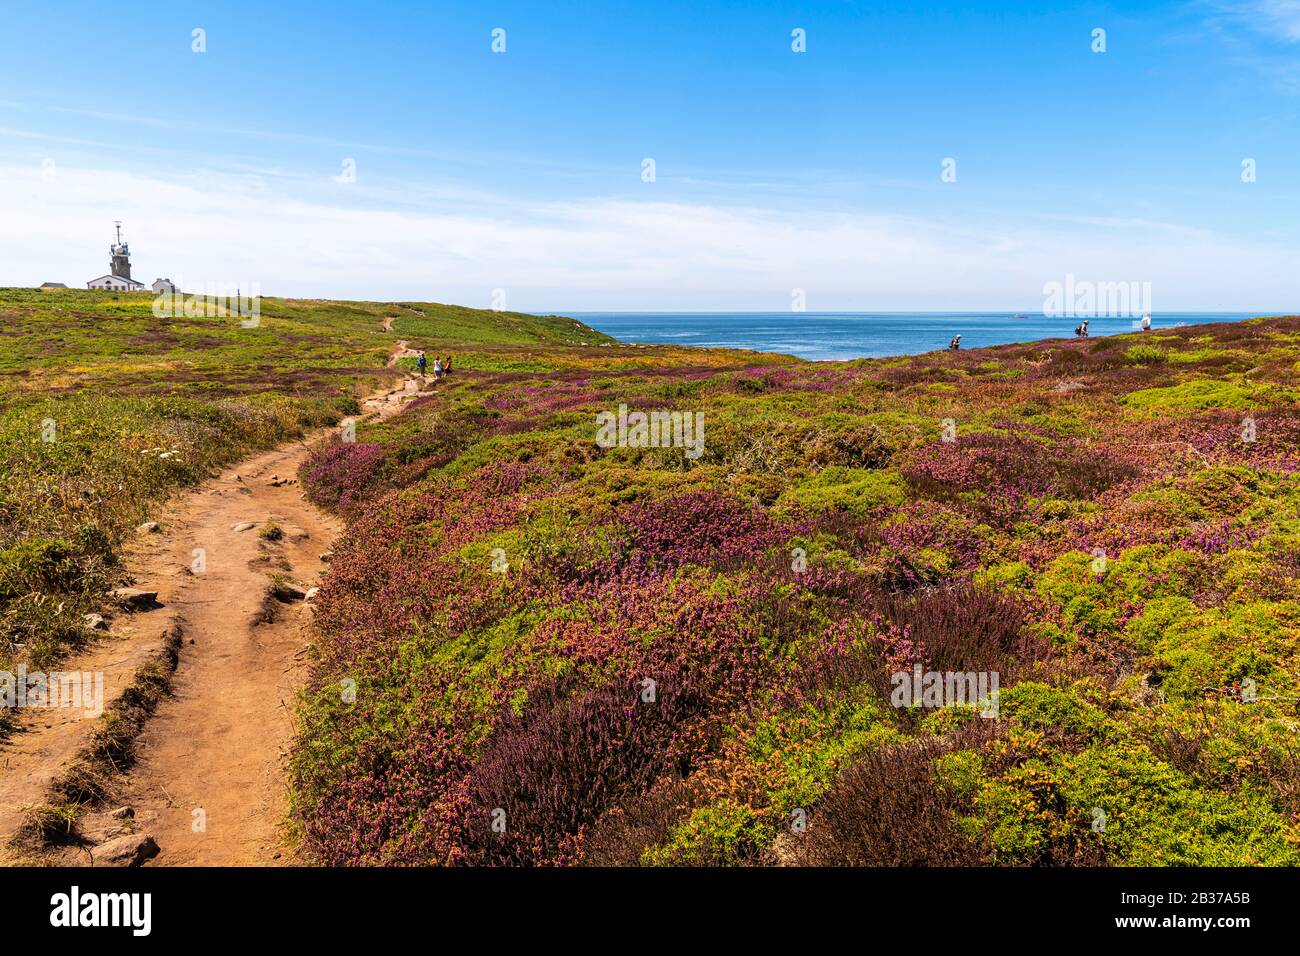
[433,357,443,380]
[443,355,452,376]
[948,334,961,350]
[416,351,427,375]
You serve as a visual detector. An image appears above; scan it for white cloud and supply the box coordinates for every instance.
[1220,0,1300,40]
[1,163,1295,311]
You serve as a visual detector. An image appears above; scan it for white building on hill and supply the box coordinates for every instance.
[87,273,145,291]
[86,222,146,291]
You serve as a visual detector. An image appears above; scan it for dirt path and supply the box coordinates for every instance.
[386,334,419,366]
[91,443,342,866]
[0,341,429,866]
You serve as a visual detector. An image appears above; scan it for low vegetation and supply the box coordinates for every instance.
[287,312,1300,866]
[6,285,1298,866]
[0,288,615,680]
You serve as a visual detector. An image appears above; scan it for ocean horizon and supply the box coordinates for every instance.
[563,311,1288,361]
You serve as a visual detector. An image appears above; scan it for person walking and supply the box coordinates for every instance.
[948,334,961,350]
[432,356,443,380]
[416,351,427,376]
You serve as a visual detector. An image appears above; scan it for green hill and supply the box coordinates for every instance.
[0,288,613,406]
[0,287,616,678]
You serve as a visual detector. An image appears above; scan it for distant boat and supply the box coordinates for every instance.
[1011,312,1025,319]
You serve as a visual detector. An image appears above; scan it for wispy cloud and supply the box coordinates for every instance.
[28,103,630,178]
[1193,1,1300,92]
[2,163,1293,311]
[1213,0,1300,40]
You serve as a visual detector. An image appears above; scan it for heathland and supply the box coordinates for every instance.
[3,288,1299,865]
[0,290,611,685]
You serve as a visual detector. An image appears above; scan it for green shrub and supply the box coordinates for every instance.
[1123,379,1256,412]
[776,467,907,518]
[1124,344,1167,365]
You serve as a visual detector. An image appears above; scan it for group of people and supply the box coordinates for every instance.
[947,312,1152,351]
[415,351,452,380]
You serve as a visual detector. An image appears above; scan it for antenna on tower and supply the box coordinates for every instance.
[114,221,123,246]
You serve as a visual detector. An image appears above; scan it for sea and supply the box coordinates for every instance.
[564,312,1284,362]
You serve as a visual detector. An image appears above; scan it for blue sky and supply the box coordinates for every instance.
[2,0,1298,309]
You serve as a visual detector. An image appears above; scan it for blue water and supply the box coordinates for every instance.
[564,312,1283,362]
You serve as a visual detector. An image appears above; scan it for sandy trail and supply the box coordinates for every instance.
[0,337,428,865]
[88,443,341,866]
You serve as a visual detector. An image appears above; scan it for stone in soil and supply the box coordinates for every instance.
[277,582,310,601]
[93,833,159,867]
[110,587,160,611]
